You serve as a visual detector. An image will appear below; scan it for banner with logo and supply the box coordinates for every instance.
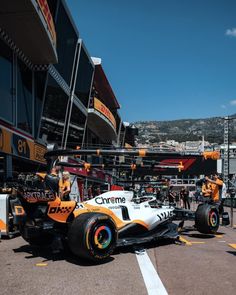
[94,97,116,129]
[0,125,47,164]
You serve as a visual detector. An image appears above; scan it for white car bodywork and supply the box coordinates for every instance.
[85,190,175,231]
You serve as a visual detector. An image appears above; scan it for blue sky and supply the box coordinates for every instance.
[67,0,236,122]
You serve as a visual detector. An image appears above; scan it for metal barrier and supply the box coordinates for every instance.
[169,178,197,187]
[224,197,236,208]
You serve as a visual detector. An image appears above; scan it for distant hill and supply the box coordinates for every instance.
[134,115,236,145]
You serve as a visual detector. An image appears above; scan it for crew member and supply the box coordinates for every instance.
[201,177,213,200]
[96,186,101,196]
[168,186,175,204]
[179,188,184,208]
[182,186,190,210]
[50,166,59,177]
[156,187,162,201]
[205,173,223,203]
[59,171,71,201]
[145,185,154,194]
[87,185,93,199]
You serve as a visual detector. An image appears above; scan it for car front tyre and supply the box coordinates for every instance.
[195,203,219,234]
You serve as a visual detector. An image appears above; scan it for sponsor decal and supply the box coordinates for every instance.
[108,206,120,210]
[94,98,116,129]
[48,207,72,214]
[209,210,218,227]
[22,191,55,203]
[14,205,25,216]
[75,203,84,209]
[34,144,47,163]
[0,125,46,164]
[157,214,162,220]
[157,211,173,219]
[97,216,109,221]
[37,0,57,45]
[94,225,112,249]
[159,158,195,171]
[95,196,126,205]
[12,134,30,159]
[91,208,101,212]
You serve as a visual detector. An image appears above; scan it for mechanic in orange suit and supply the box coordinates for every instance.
[201,178,213,199]
[205,173,223,203]
[59,171,71,201]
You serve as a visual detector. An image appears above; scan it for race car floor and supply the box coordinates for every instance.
[1,216,236,295]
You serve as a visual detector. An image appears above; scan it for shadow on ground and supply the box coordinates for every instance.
[13,229,219,266]
[226,251,236,256]
[13,243,114,266]
[114,238,177,256]
[180,228,225,239]
[13,238,178,266]
[181,233,215,239]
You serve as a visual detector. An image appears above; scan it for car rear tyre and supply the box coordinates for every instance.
[195,203,219,234]
[68,213,117,262]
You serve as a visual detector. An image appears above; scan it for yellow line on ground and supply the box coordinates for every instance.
[35,263,48,267]
[191,241,205,244]
[215,235,223,238]
[228,244,236,250]
[179,236,192,246]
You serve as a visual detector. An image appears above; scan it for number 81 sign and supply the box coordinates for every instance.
[12,134,30,158]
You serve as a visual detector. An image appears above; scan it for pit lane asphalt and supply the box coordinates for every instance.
[1,211,236,295]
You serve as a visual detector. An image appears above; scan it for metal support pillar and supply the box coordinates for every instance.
[223,116,229,186]
[5,155,12,180]
[224,116,233,227]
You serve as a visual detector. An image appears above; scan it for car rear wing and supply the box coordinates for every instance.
[45,148,220,173]
[45,148,220,159]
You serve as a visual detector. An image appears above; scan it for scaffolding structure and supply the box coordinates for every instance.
[223,116,235,228]
[223,116,230,187]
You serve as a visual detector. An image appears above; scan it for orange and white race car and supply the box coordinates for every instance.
[9,149,223,262]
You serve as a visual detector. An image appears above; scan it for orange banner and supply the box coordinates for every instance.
[37,0,57,45]
[0,125,47,164]
[94,98,116,129]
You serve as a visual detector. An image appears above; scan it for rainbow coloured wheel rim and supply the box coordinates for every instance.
[209,210,218,227]
[94,225,112,249]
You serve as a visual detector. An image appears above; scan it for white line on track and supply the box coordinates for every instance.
[136,250,168,295]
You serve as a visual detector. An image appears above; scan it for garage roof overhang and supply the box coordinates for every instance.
[92,59,120,110]
[0,0,57,64]
[88,109,117,143]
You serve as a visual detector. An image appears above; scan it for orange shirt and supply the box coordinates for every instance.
[59,179,71,195]
[202,182,213,197]
[210,178,223,202]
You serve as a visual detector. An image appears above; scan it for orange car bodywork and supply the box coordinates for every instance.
[46,197,148,230]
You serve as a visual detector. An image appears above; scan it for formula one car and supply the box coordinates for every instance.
[9,174,220,262]
[8,148,224,262]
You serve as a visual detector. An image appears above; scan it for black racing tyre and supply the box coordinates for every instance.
[195,203,219,234]
[68,213,117,262]
[20,225,54,247]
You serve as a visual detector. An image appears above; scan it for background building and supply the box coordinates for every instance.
[0,0,130,190]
